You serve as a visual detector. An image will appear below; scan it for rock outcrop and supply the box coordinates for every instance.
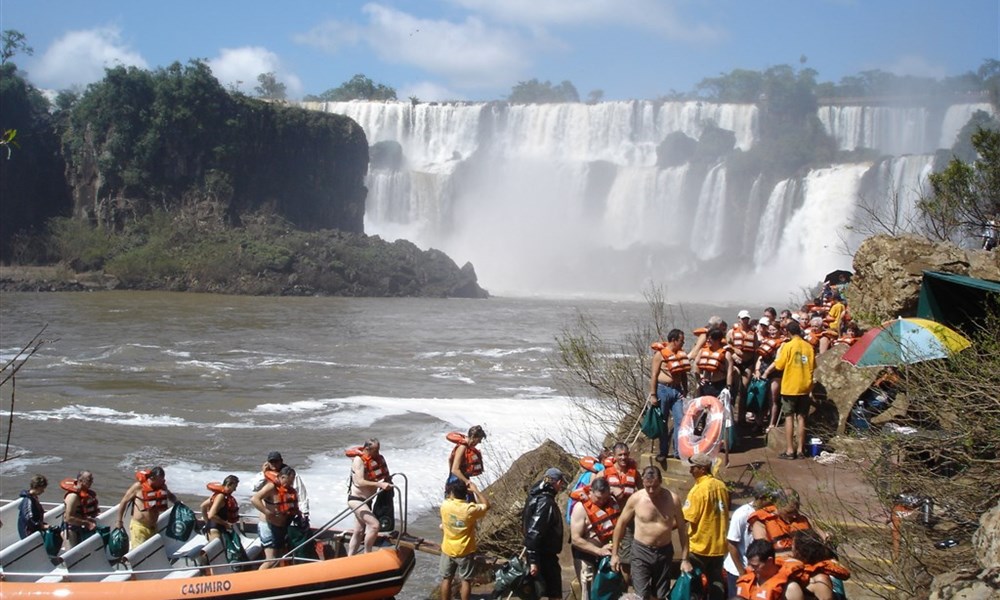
[928,500,1000,599]
[812,344,880,435]
[850,234,1000,326]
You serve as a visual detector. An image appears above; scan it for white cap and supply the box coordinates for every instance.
[737,309,751,319]
[791,313,801,321]
[759,316,770,326]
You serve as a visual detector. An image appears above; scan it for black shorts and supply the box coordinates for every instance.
[631,540,673,600]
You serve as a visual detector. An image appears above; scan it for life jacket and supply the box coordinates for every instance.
[731,325,757,356]
[659,347,691,376]
[566,461,604,526]
[833,335,857,348]
[735,557,799,600]
[692,327,708,338]
[60,478,100,518]
[798,558,851,582]
[578,495,619,544]
[206,482,240,523]
[748,508,813,553]
[804,328,833,348]
[756,336,783,359]
[446,432,484,477]
[696,345,728,373]
[602,460,638,499]
[263,471,299,514]
[345,446,390,482]
[135,470,170,512]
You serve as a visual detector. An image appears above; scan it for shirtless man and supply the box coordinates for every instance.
[611,466,691,600]
[115,466,177,550]
[648,329,688,460]
[62,470,99,548]
[251,465,301,569]
[347,438,393,555]
[570,477,619,600]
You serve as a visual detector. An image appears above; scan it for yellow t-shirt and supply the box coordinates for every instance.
[440,497,488,558]
[682,474,730,557]
[827,302,845,332]
[774,336,816,396]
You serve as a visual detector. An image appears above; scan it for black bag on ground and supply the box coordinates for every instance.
[107,526,129,559]
[374,487,395,532]
[42,527,63,556]
[221,529,249,569]
[166,502,196,540]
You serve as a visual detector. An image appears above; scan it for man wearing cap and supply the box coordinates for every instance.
[252,451,310,525]
[728,310,758,423]
[523,467,568,600]
[611,466,690,600]
[682,453,730,600]
[723,482,775,593]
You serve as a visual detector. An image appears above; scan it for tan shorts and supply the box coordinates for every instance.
[129,519,157,549]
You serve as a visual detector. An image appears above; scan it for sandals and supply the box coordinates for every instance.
[778,451,797,460]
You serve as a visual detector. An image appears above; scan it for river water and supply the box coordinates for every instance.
[0,290,728,596]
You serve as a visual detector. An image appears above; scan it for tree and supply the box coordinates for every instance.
[308,74,397,101]
[1,30,33,65]
[586,89,604,104]
[921,128,1000,242]
[254,72,287,101]
[507,79,579,103]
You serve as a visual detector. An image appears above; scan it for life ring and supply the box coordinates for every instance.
[677,395,725,460]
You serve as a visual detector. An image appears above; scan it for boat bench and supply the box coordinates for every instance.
[0,503,66,551]
[101,533,172,581]
[0,531,56,582]
[162,537,225,579]
[38,529,110,582]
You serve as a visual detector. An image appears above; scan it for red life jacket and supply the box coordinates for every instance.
[696,345,728,373]
[446,432,484,477]
[346,446,390,482]
[731,325,757,356]
[748,508,814,553]
[734,558,798,600]
[263,471,299,514]
[135,470,170,512]
[60,478,100,518]
[205,482,240,523]
[603,461,638,499]
[659,347,692,376]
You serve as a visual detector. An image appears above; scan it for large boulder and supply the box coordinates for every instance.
[972,500,1000,570]
[968,249,1000,282]
[849,235,969,326]
[927,500,1000,598]
[477,440,577,558]
[812,344,880,435]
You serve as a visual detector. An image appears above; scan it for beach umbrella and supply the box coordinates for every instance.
[824,269,853,284]
[841,317,971,367]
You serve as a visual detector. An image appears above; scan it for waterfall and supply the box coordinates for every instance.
[302,99,990,298]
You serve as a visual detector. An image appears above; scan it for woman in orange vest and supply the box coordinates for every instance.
[447,425,487,487]
[201,474,240,542]
[694,327,734,398]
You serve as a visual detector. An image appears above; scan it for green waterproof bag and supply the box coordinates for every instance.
[221,529,249,569]
[166,502,196,540]
[107,526,129,559]
[590,556,624,600]
[669,570,693,600]
[641,404,664,439]
[42,527,63,556]
[286,522,318,561]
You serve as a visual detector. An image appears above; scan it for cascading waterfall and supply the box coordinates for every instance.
[302,99,994,299]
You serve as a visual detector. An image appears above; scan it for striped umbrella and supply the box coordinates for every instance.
[841,317,971,367]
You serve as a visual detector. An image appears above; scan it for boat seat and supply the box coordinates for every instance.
[47,528,111,582]
[161,537,224,579]
[0,531,57,582]
[244,537,264,561]
[120,533,172,580]
[169,533,208,565]
[0,503,65,551]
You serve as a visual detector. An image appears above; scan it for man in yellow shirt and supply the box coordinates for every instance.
[682,453,730,600]
[763,320,816,459]
[440,479,490,600]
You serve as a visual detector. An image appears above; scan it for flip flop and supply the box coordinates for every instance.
[778,451,796,460]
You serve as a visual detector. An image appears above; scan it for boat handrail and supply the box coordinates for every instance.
[0,556,277,580]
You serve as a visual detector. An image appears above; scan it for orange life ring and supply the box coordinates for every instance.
[677,395,725,460]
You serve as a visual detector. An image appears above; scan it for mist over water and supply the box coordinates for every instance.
[306,99,995,302]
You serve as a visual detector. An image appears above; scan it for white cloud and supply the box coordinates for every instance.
[882,55,948,79]
[207,47,304,98]
[446,0,722,41]
[31,27,148,89]
[296,3,532,89]
[398,81,466,102]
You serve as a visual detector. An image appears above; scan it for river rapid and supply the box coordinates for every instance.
[0,290,731,596]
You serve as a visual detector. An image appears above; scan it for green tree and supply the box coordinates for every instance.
[586,89,604,104]
[1,30,33,65]
[307,74,397,101]
[921,128,1000,242]
[254,72,287,101]
[695,68,763,102]
[507,79,579,103]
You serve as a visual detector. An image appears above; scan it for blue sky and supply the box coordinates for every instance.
[2,0,997,101]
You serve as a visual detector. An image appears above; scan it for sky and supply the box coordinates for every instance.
[1,0,998,102]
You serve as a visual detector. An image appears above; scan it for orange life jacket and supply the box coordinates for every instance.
[135,470,170,512]
[692,327,708,337]
[602,461,638,499]
[446,432,484,477]
[748,508,814,553]
[794,558,851,582]
[346,446,390,482]
[696,345,728,373]
[735,564,794,600]
[659,347,692,376]
[205,482,240,523]
[580,497,619,544]
[579,456,602,473]
[833,335,857,347]
[263,471,299,514]
[731,325,757,356]
[60,478,100,518]
[756,336,783,359]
